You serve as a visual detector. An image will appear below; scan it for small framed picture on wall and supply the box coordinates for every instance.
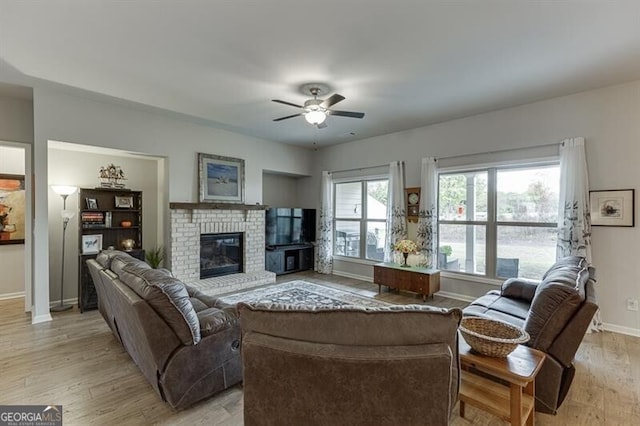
[589,189,635,227]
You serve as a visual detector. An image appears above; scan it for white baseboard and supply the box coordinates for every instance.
[436,290,477,303]
[48,297,79,308]
[0,291,25,301]
[331,270,373,283]
[602,323,640,337]
[32,313,52,324]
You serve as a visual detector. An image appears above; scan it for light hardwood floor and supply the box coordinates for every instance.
[1,271,638,425]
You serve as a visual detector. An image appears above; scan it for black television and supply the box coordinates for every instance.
[265,207,316,247]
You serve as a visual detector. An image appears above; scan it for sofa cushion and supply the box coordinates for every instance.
[96,249,134,269]
[524,258,589,350]
[113,259,201,345]
[464,290,528,327]
[238,303,462,347]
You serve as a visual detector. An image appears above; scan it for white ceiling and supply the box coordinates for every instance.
[1,1,640,148]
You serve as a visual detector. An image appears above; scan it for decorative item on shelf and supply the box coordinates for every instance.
[121,238,135,251]
[82,234,102,255]
[114,195,134,208]
[85,197,98,209]
[459,317,530,358]
[98,163,127,189]
[392,239,417,267]
[404,187,420,223]
[120,220,132,228]
[51,185,77,311]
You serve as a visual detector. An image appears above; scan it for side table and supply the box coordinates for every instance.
[459,339,545,426]
[373,262,440,301]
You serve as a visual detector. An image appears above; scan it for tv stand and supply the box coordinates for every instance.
[265,243,314,275]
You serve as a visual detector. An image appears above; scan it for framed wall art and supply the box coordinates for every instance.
[82,234,103,254]
[589,189,635,227]
[0,174,25,245]
[198,153,245,203]
[114,195,134,209]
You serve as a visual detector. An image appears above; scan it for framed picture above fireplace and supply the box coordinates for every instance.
[198,153,245,203]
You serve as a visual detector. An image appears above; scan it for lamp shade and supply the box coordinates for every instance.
[305,110,327,125]
[52,185,77,196]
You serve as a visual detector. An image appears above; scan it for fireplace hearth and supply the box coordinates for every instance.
[200,232,243,279]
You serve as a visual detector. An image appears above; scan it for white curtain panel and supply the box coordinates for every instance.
[384,161,407,262]
[316,171,334,274]
[416,157,438,267]
[557,137,592,261]
[557,137,600,331]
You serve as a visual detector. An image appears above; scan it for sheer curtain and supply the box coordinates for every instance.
[416,157,438,267]
[557,137,600,330]
[384,161,407,262]
[316,171,334,274]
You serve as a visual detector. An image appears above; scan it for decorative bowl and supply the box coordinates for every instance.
[459,317,530,357]
[120,220,132,228]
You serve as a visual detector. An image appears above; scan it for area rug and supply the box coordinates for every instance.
[217,280,390,308]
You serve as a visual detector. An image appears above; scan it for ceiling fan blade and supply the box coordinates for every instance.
[320,94,345,109]
[317,122,328,129]
[272,99,303,108]
[328,110,365,119]
[273,113,302,122]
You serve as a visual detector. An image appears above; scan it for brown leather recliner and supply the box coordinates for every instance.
[239,303,463,426]
[87,250,242,410]
[463,256,598,414]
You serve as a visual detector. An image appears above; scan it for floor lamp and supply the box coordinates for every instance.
[51,185,77,312]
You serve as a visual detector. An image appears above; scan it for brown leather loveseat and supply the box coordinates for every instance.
[87,250,242,409]
[463,256,598,414]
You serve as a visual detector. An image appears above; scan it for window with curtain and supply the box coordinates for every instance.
[334,178,389,261]
[438,163,560,279]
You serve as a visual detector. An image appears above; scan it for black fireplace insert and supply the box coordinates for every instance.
[200,232,243,279]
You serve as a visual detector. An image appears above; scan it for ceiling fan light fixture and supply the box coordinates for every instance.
[305,110,326,125]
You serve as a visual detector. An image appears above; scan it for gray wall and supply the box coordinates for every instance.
[29,86,314,320]
[0,94,32,299]
[302,80,640,335]
[47,148,161,303]
[262,173,301,207]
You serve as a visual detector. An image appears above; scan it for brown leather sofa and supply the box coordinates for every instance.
[463,256,598,414]
[86,250,242,410]
[238,302,463,426]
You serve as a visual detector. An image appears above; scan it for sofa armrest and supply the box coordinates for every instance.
[197,306,239,337]
[501,278,540,302]
[184,284,220,308]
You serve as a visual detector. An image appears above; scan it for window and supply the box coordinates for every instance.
[438,163,559,279]
[334,179,388,261]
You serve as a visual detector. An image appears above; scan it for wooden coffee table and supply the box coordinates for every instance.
[459,338,545,426]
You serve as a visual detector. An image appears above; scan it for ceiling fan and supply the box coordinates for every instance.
[272,83,365,128]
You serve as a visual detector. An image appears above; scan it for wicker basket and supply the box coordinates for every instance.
[459,317,530,357]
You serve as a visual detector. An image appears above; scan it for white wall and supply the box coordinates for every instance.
[30,86,314,319]
[304,80,640,335]
[47,148,161,302]
[0,145,26,298]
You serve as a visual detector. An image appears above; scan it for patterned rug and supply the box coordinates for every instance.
[217,280,390,307]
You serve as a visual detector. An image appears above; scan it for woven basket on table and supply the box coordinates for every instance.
[459,317,530,357]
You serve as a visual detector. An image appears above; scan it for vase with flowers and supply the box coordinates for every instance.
[392,239,417,267]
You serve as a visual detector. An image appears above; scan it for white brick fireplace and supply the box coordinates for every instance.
[169,203,275,295]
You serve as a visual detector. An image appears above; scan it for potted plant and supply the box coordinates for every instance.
[145,245,165,269]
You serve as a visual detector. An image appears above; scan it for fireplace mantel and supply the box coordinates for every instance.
[169,202,268,211]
